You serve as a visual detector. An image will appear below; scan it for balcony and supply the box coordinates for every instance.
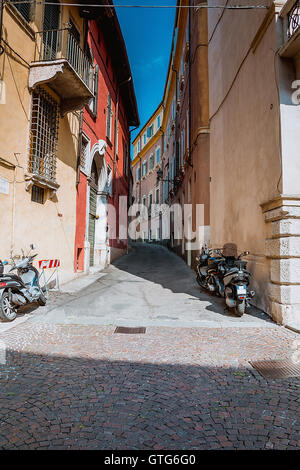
[279,0,300,58]
[29,28,94,115]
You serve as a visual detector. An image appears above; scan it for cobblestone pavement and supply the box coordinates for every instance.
[0,322,299,450]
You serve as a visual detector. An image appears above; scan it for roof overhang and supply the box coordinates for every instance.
[79,0,140,127]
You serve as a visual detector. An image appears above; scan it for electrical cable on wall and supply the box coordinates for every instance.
[4,1,270,10]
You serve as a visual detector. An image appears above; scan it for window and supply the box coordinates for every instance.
[116,124,119,156]
[143,133,146,146]
[11,0,31,22]
[157,115,161,128]
[31,185,45,204]
[149,154,154,170]
[89,65,99,115]
[138,139,141,153]
[80,134,89,170]
[155,188,160,204]
[142,160,147,177]
[136,167,141,181]
[188,177,192,202]
[106,94,113,141]
[181,128,185,165]
[142,196,146,206]
[123,140,128,176]
[147,124,154,138]
[172,100,176,120]
[148,193,153,211]
[107,165,112,195]
[155,147,160,164]
[28,87,59,182]
[167,123,170,142]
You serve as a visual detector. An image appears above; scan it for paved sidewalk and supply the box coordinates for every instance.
[29,243,274,329]
[0,322,299,450]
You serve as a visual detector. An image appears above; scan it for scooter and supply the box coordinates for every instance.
[0,245,46,322]
[223,251,255,317]
[196,246,255,317]
[196,246,224,295]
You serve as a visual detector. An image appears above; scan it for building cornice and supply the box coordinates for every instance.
[132,129,163,167]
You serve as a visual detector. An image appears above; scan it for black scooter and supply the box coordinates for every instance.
[222,251,255,317]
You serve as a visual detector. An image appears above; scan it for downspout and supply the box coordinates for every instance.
[0,0,4,55]
[76,109,84,186]
[187,5,193,166]
[188,5,192,168]
[113,76,132,196]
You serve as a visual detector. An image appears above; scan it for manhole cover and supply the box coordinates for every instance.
[114,327,146,334]
[250,359,300,379]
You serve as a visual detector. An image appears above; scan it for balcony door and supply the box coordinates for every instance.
[42,0,60,60]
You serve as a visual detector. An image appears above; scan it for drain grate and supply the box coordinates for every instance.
[114,326,146,334]
[250,359,300,380]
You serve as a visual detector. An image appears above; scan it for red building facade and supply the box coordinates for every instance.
[74,4,139,272]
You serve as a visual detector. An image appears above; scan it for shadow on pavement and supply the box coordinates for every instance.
[114,242,272,323]
[0,348,298,450]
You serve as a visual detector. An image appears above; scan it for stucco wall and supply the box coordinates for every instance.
[0,5,81,285]
[208,4,281,313]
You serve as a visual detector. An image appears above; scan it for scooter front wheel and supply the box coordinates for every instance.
[0,291,17,322]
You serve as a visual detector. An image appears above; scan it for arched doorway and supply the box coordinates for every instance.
[87,149,109,268]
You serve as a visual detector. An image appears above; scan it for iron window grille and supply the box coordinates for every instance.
[10,0,31,23]
[80,135,89,170]
[31,185,45,204]
[28,87,59,182]
[288,0,300,39]
[106,94,113,140]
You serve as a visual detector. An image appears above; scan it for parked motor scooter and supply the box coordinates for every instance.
[223,251,255,317]
[196,246,224,296]
[0,245,46,322]
[196,244,255,317]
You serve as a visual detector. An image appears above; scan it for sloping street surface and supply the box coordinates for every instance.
[0,244,299,450]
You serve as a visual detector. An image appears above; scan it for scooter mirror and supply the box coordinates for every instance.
[30,244,35,250]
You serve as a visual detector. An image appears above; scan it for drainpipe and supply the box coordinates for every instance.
[0,0,4,55]
[112,76,132,196]
[188,6,192,168]
[76,109,84,186]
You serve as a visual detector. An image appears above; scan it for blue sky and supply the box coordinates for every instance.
[115,1,177,144]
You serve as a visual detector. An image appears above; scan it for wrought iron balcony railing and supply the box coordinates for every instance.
[287,0,300,39]
[34,28,94,92]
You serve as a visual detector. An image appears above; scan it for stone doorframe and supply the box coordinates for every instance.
[84,140,109,271]
[262,195,300,329]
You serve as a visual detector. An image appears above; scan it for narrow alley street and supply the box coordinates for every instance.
[0,244,299,450]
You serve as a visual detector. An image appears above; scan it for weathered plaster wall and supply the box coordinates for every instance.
[208,4,281,314]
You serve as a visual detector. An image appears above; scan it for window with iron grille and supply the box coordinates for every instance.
[106,94,113,140]
[10,0,31,22]
[28,87,59,182]
[80,134,89,170]
[31,185,45,204]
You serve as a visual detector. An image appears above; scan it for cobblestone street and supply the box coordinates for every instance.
[0,245,299,450]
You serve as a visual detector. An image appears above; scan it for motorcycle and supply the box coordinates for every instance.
[196,245,255,317]
[196,245,224,296]
[0,245,46,322]
[223,251,255,317]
